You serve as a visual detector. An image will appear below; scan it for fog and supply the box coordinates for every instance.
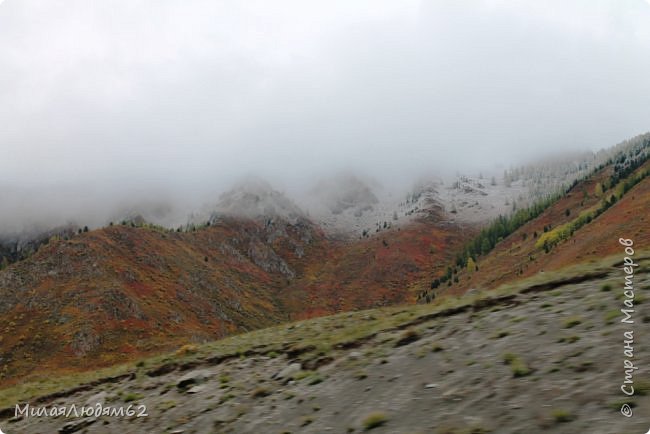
[1,0,650,234]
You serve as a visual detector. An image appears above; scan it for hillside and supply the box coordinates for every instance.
[0,207,470,386]
[1,254,648,433]
[436,158,649,297]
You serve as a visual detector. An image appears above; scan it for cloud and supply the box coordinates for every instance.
[0,0,649,232]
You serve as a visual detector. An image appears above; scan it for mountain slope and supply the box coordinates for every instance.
[0,209,470,386]
[434,158,649,297]
[0,217,326,385]
[2,254,648,433]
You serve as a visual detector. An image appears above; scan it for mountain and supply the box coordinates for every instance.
[0,133,648,419]
[210,177,307,225]
[302,173,398,237]
[0,193,471,386]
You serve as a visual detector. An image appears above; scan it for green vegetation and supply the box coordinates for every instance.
[503,353,532,377]
[537,162,648,252]
[557,335,580,344]
[604,310,619,324]
[251,387,271,398]
[123,392,144,403]
[362,412,389,430]
[551,409,575,423]
[454,194,559,269]
[395,328,421,346]
[563,316,582,329]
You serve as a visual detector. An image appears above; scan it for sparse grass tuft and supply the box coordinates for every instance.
[551,409,575,423]
[307,374,324,385]
[354,370,368,380]
[608,399,636,411]
[491,330,509,339]
[557,335,580,344]
[395,329,421,347]
[175,344,199,357]
[604,309,619,324]
[251,387,271,398]
[503,353,531,377]
[635,379,650,396]
[362,412,389,430]
[563,316,582,328]
[123,392,144,403]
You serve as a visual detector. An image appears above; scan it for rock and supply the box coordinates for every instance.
[177,369,212,389]
[272,363,302,381]
[84,391,108,406]
[349,351,362,360]
[58,418,96,433]
[187,385,207,394]
[424,383,438,389]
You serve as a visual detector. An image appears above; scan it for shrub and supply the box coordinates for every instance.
[552,409,575,423]
[175,344,199,357]
[564,317,582,328]
[362,412,388,430]
[395,329,421,347]
[503,353,532,377]
[251,387,271,398]
[123,392,144,403]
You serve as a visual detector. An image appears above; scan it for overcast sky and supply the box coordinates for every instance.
[1,0,650,232]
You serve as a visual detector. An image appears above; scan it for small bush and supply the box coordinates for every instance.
[503,353,532,377]
[307,374,324,385]
[552,409,575,423]
[604,310,619,324]
[492,330,509,339]
[557,335,580,344]
[608,399,636,411]
[175,344,199,357]
[395,329,421,347]
[123,392,144,403]
[635,380,650,396]
[362,412,388,430]
[251,387,271,398]
[563,317,582,328]
[601,284,612,292]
